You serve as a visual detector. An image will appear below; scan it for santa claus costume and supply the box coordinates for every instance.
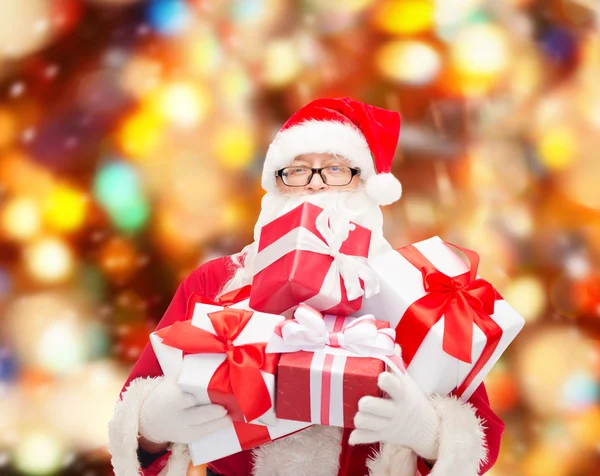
[108,97,505,476]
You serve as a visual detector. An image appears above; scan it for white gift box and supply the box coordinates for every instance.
[188,418,310,466]
[150,298,281,426]
[360,236,525,400]
[150,296,311,465]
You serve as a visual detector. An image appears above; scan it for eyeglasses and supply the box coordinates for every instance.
[275,166,361,187]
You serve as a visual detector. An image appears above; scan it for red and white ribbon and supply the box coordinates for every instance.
[267,304,406,427]
[274,304,396,358]
[254,209,380,305]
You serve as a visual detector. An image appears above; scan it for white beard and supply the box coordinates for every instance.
[219,187,392,296]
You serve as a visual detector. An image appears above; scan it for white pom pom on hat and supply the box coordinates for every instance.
[261,97,403,206]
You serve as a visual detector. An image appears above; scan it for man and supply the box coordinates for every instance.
[108,97,505,476]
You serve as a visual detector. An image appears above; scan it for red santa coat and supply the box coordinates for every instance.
[108,256,505,476]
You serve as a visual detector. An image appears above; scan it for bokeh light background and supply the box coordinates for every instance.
[0,0,599,475]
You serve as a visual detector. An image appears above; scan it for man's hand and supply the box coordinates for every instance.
[138,375,231,447]
[349,371,440,460]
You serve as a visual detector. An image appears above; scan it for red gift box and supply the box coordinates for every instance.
[266,304,405,428]
[250,202,378,316]
[276,351,385,428]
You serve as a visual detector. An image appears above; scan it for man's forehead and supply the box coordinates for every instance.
[292,153,349,164]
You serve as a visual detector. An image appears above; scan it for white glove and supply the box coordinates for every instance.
[349,372,440,460]
[139,375,231,445]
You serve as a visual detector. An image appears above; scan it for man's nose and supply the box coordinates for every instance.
[305,171,328,191]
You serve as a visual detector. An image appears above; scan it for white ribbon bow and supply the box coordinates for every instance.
[275,304,396,357]
[301,210,380,301]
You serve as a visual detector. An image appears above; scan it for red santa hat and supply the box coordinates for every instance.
[262,97,402,206]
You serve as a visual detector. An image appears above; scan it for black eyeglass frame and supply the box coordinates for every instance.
[275,166,361,187]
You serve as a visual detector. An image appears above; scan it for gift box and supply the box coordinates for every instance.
[250,202,379,316]
[189,419,311,466]
[266,304,405,428]
[359,236,525,400]
[150,288,283,425]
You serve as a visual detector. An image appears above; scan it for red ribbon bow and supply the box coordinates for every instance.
[156,307,277,422]
[396,241,503,396]
[185,286,252,320]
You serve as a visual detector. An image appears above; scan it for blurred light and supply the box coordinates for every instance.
[1,197,41,241]
[51,0,83,35]
[561,373,599,411]
[376,40,441,86]
[13,431,63,476]
[501,203,534,238]
[537,125,577,171]
[44,361,128,450]
[0,152,55,199]
[558,155,600,211]
[43,184,88,233]
[0,268,12,299]
[146,0,191,36]
[155,82,211,128]
[111,195,150,233]
[0,388,20,446]
[118,110,163,159]
[37,320,87,375]
[435,0,486,38]
[219,63,253,105]
[503,275,546,323]
[98,237,138,282]
[24,238,74,283]
[549,273,580,318]
[9,82,26,98]
[87,0,143,5]
[155,201,223,257]
[93,161,150,233]
[120,56,162,98]
[469,141,530,197]
[451,23,510,79]
[0,1,54,60]
[509,46,543,102]
[485,362,520,414]
[372,0,434,35]
[402,196,437,228]
[76,264,107,302]
[303,0,375,15]
[114,322,151,361]
[566,407,600,450]
[230,0,287,27]
[213,124,256,170]
[186,31,222,77]
[540,27,577,64]
[85,322,111,360]
[77,69,128,115]
[5,293,87,369]
[522,441,575,476]
[564,253,591,279]
[516,327,599,415]
[222,200,248,231]
[0,108,17,148]
[0,347,17,382]
[262,39,302,87]
[572,274,600,316]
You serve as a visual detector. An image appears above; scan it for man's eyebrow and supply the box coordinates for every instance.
[323,156,350,166]
[289,158,311,166]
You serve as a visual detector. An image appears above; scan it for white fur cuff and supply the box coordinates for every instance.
[428,395,487,476]
[107,376,190,476]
